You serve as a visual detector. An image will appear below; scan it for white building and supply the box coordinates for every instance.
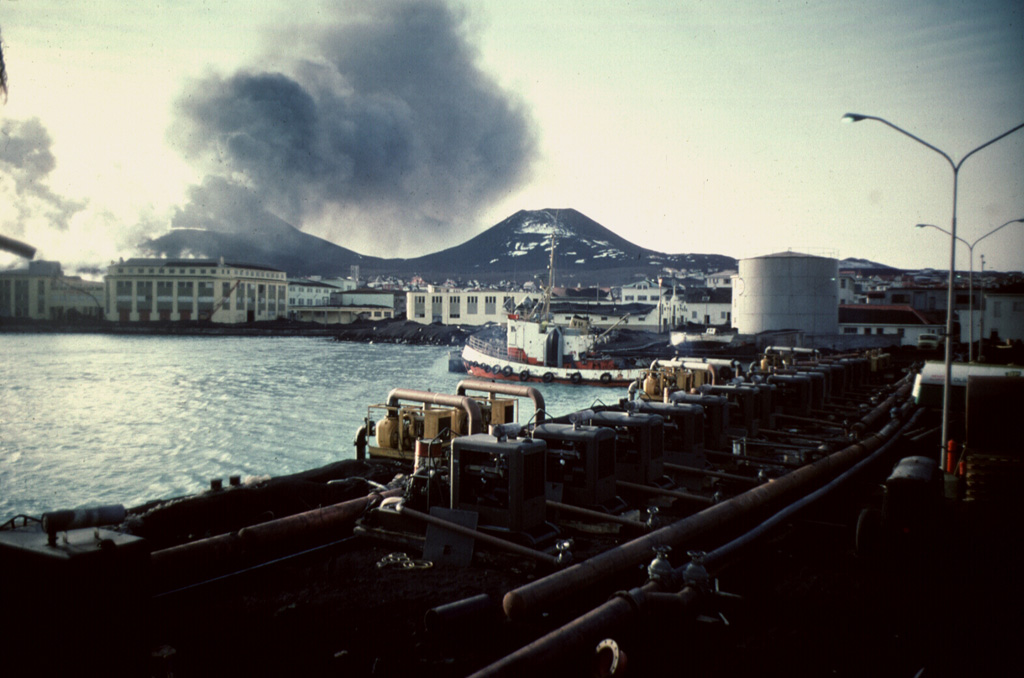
[105,258,287,324]
[288,279,341,307]
[617,280,663,304]
[706,270,736,289]
[0,260,105,320]
[977,283,1024,344]
[407,287,531,325]
[406,286,660,330]
[838,304,943,346]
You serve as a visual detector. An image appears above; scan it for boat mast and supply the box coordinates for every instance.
[541,234,555,321]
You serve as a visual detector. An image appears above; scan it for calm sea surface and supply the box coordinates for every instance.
[0,334,617,520]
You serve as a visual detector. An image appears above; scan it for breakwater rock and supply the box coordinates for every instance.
[332,319,479,346]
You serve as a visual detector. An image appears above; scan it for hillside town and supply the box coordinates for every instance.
[2,250,1022,352]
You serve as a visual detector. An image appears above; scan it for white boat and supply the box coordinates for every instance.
[460,234,651,386]
[669,326,736,347]
[461,314,650,386]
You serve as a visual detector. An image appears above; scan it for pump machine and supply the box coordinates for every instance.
[532,422,624,512]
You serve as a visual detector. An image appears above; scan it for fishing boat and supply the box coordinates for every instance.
[460,236,656,386]
[461,313,652,386]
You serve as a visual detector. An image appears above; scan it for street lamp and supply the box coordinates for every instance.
[842,113,1024,464]
[917,218,1024,363]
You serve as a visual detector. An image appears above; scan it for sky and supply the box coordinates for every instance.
[1,0,1022,277]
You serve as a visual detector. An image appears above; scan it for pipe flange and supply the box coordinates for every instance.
[608,587,645,614]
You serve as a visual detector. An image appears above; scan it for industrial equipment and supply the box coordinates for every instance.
[532,422,625,512]
[450,429,555,544]
[582,410,666,486]
[367,403,463,461]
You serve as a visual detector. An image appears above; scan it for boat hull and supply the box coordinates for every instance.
[462,343,645,387]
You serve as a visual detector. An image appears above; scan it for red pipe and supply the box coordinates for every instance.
[151,488,402,585]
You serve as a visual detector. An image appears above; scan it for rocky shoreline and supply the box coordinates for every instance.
[0,317,478,345]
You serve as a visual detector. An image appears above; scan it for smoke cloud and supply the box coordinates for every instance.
[0,118,85,245]
[168,0,537,256]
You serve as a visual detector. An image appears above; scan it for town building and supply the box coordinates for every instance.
[861,285,980,313]
[288,278,342,308]
[289,288,398,325]
[0,260,105,320]
[680,287,732,327]
[838,304,945,346]
[706,269,736,289]
[104,258,287,323]
[406,285,661,329]
[407,286,531,325]
[617,280,663,303]
[977,282,1024,345]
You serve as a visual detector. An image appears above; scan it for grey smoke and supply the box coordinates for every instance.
[168,0,537,253]
[0,117,85,234]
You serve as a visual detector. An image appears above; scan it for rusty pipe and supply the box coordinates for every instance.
[386,388,484,434]
[476,395,920,677]
[471,584,701,678]
[502,379,913,621]
[237,488,403,543]
[394,503,560,567]
[151,488,402,585]
[455,379,546,424]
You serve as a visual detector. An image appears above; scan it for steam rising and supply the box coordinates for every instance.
[0,118,85,243]
[167,0,537,255]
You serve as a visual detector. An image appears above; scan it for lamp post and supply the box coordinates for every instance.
[842,113,1024,464]
[917,218,1024,363]
[979,254,986,361]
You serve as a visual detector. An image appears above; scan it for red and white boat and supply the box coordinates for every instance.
[461,314,650,387]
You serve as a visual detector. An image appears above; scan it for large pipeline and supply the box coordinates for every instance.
[151,488,402,588]
[471,399,922,677]
[386,388,484,435]
[502,378,913,621]
[455,379,547,424]
[0,234,36,259]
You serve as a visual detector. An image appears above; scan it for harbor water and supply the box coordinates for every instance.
[0,334,618,521]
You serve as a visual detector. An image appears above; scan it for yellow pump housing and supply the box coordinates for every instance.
[367,404,462,461]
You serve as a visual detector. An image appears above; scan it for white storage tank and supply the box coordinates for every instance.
[732,252,838,335]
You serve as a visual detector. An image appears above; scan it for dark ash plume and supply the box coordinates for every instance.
[168,0,536,254]
[0,117,85,233]
[0,27,8,103]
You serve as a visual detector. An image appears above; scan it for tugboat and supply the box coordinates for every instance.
[460,237,656,386]
[462,313,652,386]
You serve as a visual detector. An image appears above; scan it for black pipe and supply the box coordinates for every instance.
[424,593,496,634]
[0,234,36,259]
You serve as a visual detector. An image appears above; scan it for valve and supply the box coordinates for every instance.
[645,506,661,529]
[647,545,676,586]
[555,539,574,566]
[683,550,711,591]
